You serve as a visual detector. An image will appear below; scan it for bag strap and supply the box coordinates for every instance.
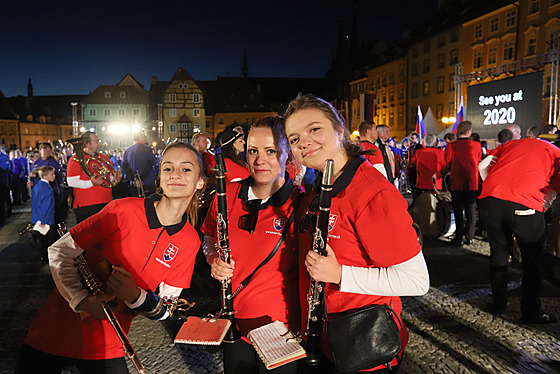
[232,193,302,298]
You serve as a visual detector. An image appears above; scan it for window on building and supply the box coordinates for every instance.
[475,23,483,39]
[490,17,499,33]
[503,42,515,60]
[104,109,111,116]
[399,65,404,78]
[438,53,445,69]
[437,104,444,119]
[89,109,97,117]
[194,109,201,117]
[488,46,497,64]
[506,9,517,27]
[389,88,394,102]
[398,86,404,100]
[423,81,430,96]
[119,91,126,99]
[412,63,419,77]
[412,83,418,98]
[530,0,540,14]
[169,108,177,117]
[412,47,418,58]
[437,76,444,93]
[423,41,430,53]
[474,50,483,68]
[527,38,537,56]
[381,89,386,103]
[450,29,459,42]
[193,93,201,103]
[389,70,394,82]
[169,93,177,103]
[178,83,189,89]
[179,122,190,132]
[449,73,455,91]
[438,35,446,48]
[219,118,224,124]
[133,108,140,116]
[450,49,459,65]
[169,123,177,133]
[104,91,111,99]
[423,58,430,73]
[118,109,125,116]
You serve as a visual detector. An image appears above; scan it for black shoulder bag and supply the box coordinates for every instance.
[326,299,406,372]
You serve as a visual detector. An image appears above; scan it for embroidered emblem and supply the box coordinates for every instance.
[163,243,179,261]
[273,217,286,231]
[328,214,338,232]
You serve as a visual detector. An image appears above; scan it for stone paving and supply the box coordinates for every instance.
[1,202,560,373]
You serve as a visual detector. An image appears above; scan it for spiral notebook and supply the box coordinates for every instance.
[174,317,231,345]
[248,321,307,370]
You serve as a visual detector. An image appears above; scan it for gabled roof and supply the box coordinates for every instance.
[81,85,149,105]
[117,73,145,89]
[0,90,18,120]
[171,67,196,82]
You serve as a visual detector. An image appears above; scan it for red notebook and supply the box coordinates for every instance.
[174,317,231,345]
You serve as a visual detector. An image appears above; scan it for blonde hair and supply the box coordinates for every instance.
[156,142,206,226]
[37,166,55,179]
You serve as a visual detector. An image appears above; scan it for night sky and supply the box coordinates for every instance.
[1,0,437,98]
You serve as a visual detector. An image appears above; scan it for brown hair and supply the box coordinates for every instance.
[249,116,290,155]
[284,93,363,157]
[156,142,206,226]
[457,121,472,136]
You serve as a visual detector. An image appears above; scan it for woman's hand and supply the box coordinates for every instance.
[305,243,342,284]
[105,266,141,303]
[77,294,115,320]
[209,253,235,281]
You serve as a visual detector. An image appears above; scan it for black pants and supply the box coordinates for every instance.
[451,190,477,241]
[223,339,298,374]
[15,344,129,374]
[480,197,545,318]
[74,203,108,224]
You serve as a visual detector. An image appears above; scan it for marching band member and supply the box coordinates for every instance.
[16,142,205,374]
[67,131,122,223]
[219,125,250,183]
[202,116,303,374]
[284,94,429,373]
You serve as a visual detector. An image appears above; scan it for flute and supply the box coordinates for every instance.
[213,153,241,343]
[302,159,334,366]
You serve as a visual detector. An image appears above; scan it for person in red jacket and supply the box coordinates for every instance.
[219,125,251,183]
[284,94,429,373]
[16,142,205,373]
[357,120,386,178]
[203,116,302,373]
[409,133,445,200]
[440,121,482,246]
[479,138,560,323]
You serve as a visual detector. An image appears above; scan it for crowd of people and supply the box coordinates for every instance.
[10,94,560,373]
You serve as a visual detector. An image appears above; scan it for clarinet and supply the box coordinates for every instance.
[57,223,146,374]
[302,159,334,366]
[214,153,241,343]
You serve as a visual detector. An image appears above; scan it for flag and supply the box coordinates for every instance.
[359,93,376,122]
[415,105,426,142]
[451,100,464,135]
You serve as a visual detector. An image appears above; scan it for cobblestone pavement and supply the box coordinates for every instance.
[1,202,560,373]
